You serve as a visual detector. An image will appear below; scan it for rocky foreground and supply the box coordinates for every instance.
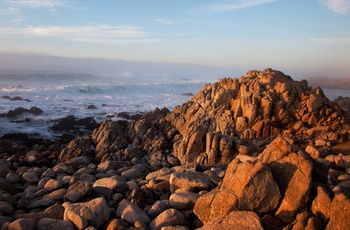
[1,68,350,230]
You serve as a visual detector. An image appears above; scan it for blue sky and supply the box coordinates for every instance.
[0,0,349,77]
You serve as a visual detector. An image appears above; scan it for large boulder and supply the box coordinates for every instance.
[63,197,110,229]
[325,193,350,230]
[219,158,281,213]
[258,137,313,224]
[194,158,280,223]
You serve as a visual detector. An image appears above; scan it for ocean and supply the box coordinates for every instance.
[0,74,206,139]
[0,73,349,139]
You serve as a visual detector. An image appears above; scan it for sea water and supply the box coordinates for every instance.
[0,74,207,138]
[0,74,349,139]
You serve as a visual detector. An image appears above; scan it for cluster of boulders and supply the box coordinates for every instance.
[51,115,99,134]
[0,68,350,229]
[0,134,349,229]
[1,96,31,102]
[0,107,43,118]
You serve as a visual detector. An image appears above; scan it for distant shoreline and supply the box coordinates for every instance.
[308,78,350,90]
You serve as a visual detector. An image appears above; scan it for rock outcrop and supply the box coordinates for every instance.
[127,68,346,166]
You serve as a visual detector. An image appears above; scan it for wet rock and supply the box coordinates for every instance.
[29,106,44,115]
[0,139,12,153]
[117,112,130,119]
[5,107,29,117]
[86,104,97,110]
[51,115,99,133]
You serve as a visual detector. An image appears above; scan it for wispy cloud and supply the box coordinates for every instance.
[181,37,203,43]
[3,0,67,8]
[0,0,84,25]
[307,37,350,44]
[153,18,174,25]
[0,25,150,43]
[319,0,350,14]
[73,38,162,44]
[194,0,279,14]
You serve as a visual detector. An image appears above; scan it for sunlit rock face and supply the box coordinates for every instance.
[136,68,345,165]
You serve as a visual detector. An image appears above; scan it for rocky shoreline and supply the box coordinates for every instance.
[0,68,350,230]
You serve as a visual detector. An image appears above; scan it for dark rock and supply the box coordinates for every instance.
[51,115,99,133]
[8,218,35,230]
[29,106,43,115]
[37,218,75,230]
[182,93,194,96]
[128,187,160,209]
[64,180,92,202]
[117,112,130,119]
[0,139,12,153]
[86,104,97,109]
[10,96,31,102]
[6,107,29,117]
[1,95,11,100]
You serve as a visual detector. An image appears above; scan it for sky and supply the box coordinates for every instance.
[0,0,349,78]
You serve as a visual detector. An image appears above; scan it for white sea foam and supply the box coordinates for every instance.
[0,74,206,138]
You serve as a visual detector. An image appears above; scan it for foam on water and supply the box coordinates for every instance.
[0,74,206,138]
